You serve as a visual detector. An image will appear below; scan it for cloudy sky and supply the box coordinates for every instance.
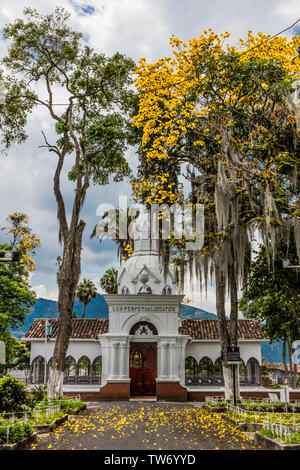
[0,0,299,312]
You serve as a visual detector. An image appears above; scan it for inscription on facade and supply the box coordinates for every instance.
[112,306,176,313]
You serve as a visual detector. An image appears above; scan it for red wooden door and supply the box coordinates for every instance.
[130,343,157,396]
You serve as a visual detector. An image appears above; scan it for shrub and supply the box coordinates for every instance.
[60,400,85,412]
[29,384,47,402]
[0,420,33,444]
[0,376,27,413]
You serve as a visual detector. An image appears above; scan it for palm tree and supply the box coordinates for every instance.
[100,268,118,294]
[91,208,134,261]
[76,278,97,318]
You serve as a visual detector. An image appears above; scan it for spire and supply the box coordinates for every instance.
[133,238,159,256]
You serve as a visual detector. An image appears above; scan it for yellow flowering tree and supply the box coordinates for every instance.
[133,30,300,400]
[0,213,38,361]
[4,212,41,273]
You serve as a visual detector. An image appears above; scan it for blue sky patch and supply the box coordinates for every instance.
[69,1,95,16]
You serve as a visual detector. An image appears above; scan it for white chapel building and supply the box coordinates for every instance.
[24,237,265,401]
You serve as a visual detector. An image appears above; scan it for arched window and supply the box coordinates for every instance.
[92,356,102,384]
[64,356,76,384]
[199,357,213,377]
[130,350,143,369]
[46,357,53,380]
[138,286,152,294]
[214,357,224,385]
[31,356,45,384]
[162,285,171,295]
[197,357,214,384]
[214,357,223,376]
[77,356,90,377]
[185,357,198,377]
[239,359,246,385]
[121,286,130,295]
[246,357,261,385]
[64,356,76,376]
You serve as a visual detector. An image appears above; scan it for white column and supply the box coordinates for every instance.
[159,342,168,378]
[111,342,119,378]
[119,341,129,379]
[169,342,177,379]
[165,343,170,378]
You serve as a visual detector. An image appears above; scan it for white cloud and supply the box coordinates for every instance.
[31,283,58,301]
[275,0,300,20]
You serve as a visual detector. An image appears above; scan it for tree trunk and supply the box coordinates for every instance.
[229,267,240,401]
[83,303,87,319]
[47,221,85,400]
[223,364,239,401]
[288,341,297,389]
[215,260,232,400]
[282,339,289,385]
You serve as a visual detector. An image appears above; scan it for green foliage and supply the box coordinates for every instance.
[100,268,118,294]
[0,375,27,413]
[240,243,300,343]
[0,419,33,444]
[1,7,136,184]
[56,399,85,413]
[261,427,300,445]
[30,384,47,403]
[32,410,65,425]
[0,332,30,374]
[0,244,36,333]
[0,213,38,357]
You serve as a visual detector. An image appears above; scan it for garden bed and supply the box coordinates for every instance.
[254,431,300,450]
[221,413,262,432]
[33,414,68,434]
[201,404,225,413]
[66,403,87,415]
[0,432,37,451]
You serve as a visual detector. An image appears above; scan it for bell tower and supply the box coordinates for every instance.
[98,237,189,401]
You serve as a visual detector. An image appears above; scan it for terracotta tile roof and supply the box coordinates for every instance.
[25,318,264,340]
[24,318,109,339]
[179,319,265,340]
[265,363,300,374]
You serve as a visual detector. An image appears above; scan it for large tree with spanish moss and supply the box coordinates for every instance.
[133,31,300,400]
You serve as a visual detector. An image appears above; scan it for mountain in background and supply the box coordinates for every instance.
[10,295,284,363]
[261,341,286,363]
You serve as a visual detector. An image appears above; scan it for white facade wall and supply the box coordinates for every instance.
[30,339,102,365]
[185,340,262,364]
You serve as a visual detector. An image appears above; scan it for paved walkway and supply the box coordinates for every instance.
[31,402,259,451]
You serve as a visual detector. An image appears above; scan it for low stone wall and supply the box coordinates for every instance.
[64,391,100,401]
[188,390,224,401]
[33,414,68,434]
[221,413,262,432]
[0,432,37,451]
[188,389,300,402]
